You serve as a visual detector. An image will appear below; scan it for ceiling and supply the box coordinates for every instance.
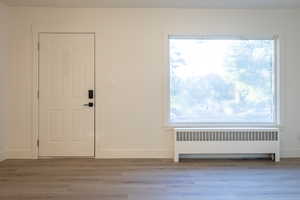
[1,0,300,9]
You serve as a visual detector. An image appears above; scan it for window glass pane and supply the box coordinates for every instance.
[169,38,275,123]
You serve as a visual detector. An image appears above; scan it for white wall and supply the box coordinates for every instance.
[0,2,9,161]
[7,7,300,158]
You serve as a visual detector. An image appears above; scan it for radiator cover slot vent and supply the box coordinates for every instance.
[176,131,278,141]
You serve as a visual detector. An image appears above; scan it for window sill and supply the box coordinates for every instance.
[163,123,282,131]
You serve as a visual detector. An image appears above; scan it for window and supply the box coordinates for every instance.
[168,36,278,126]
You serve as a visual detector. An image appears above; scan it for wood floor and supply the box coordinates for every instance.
[1,158,300,200]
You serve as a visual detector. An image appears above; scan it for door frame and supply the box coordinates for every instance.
[32,30,96,159]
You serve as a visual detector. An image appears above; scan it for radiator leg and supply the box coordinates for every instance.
[174,153,179,162]
[275,152,280,162]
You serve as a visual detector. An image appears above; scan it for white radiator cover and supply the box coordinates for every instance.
[174,128,280,162]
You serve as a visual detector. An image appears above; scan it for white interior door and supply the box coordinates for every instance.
[39,33,95,157]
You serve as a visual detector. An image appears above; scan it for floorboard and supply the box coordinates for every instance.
[1,158,300,200]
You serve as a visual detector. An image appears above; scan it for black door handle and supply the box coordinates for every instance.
[82,102,94,107]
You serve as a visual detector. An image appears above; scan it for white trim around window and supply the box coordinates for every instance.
[163,34,281,128]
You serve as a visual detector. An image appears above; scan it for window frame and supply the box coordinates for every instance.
[165,35,280,128]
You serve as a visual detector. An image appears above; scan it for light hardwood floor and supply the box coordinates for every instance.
[1,158,300,200]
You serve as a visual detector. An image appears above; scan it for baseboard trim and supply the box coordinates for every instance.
[281,148,300,158]
[6,149,35,159]
[97,149,300,159]
[0,151,5,161]
[96,149,172,159]
[5,148,300,159]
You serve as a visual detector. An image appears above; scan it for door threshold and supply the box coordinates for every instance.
[38,156,95,159]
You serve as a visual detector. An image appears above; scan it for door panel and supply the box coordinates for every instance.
[39,33,95,157]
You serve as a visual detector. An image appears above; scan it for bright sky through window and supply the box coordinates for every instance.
[169,38,276,124]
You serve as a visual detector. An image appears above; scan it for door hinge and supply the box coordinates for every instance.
[37,42,40,51]
[37,90,39,99]
[37,140,39,147]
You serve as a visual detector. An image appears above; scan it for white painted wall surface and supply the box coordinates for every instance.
[0,2,9,161]
[7,7,300,158]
